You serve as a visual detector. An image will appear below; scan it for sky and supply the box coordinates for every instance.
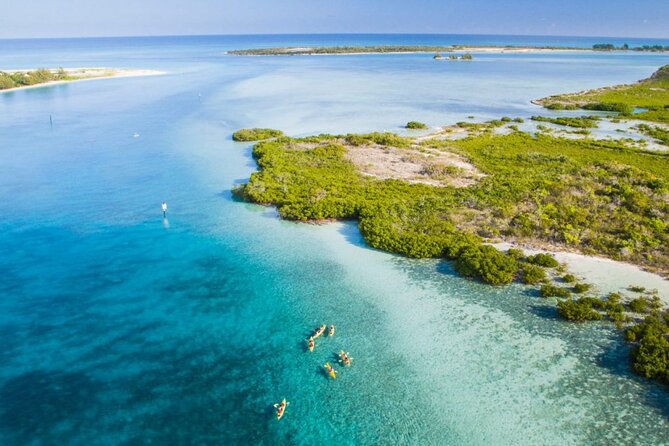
[1,0,668,39]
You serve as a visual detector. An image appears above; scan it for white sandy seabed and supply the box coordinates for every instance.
[309,221,669,445]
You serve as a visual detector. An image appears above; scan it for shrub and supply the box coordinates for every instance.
[232,128,284,142]
[345,132,412,148]
[583,102,634,115]
[628,297,650,313]
[649,295,663,312]
[557,298,603,322]
[527,253,559,268]
[506,248,525,260]
[626,313,669,342]
[562,274,577,283]
[521,264,547,284]
[406,121,428,129]
[573,283,592,294]
[540,284,572,298]
[455,245,518,285]
[531,115,600,129]
[0,72,17,90]
[627,313,669,382]
[629,285,646,293]
[23,68,55,85]
[421,163,464,179]
[632,334,669,381]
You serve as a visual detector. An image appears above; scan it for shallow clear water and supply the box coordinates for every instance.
[1,35,669,445]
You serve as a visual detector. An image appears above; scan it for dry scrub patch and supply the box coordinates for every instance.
[344,143,482,187]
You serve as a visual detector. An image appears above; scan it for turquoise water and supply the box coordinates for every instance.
[1,35,669,445]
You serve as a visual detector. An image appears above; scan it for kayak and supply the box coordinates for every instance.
[308,337,315,352]
[328,324,335,336]
[324,362,337,380]
[274,398,288,420]
[339,350,351,366]
[313,324,326,339]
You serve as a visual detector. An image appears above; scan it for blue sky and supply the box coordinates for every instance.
[1,0,668,39]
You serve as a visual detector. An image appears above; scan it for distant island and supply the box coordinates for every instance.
[227,44,668,56]
[593,43,669,52]
[0,67,163,93]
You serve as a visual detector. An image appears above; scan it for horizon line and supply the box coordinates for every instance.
[1,31,668,42]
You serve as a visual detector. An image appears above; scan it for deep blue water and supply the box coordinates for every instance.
[1,34,669,445]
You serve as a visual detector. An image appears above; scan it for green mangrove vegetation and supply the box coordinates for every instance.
[520,264,548,285]
[232,128,285,142]
[573,282,593,294]
[526,253,560,268]
[625,306,669,383]
[557,297,604,322]
[233,128,669,276]
[593,43,669,52]
[455,245,518,285]
[0,68,71,90]
[406,121,428,129]
[536,65,669,123]
[530,115,600,128]
[540,284,572,298]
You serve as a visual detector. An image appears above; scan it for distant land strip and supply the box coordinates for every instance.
[227,44,668,56]
[0,67,164,93]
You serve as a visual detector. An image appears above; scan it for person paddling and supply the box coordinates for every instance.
[162,201,168,217]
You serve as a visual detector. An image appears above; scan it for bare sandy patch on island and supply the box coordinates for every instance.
[345,143,482,187]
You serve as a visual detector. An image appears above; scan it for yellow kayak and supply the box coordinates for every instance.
[274,398,288,420]
[324,362,337,380]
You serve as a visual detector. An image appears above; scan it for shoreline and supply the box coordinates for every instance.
[493,241,669,299]
[283,213,669,296]
[0,68,165,94]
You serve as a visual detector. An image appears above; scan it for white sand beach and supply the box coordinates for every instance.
[0,67,164,93]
